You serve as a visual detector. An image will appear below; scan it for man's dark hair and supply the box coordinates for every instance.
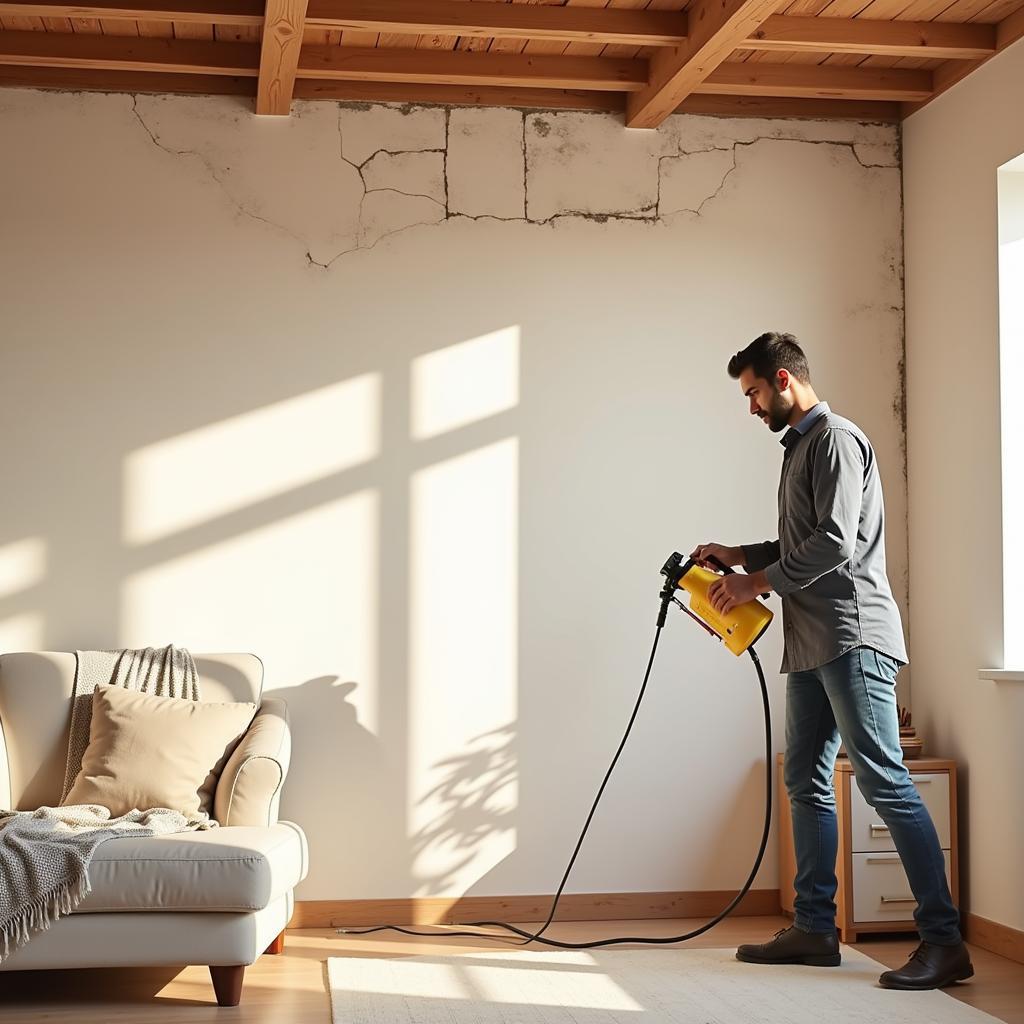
[727,332,811,386]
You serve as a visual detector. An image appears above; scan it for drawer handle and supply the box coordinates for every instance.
[880,896,917,905]
[870,824,891,835]
[909,778,933,784]
[866,855,902,863]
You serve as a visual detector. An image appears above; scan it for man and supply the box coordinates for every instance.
[690,332,973,990]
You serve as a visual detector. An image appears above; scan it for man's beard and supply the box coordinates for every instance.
[763,392,792,432]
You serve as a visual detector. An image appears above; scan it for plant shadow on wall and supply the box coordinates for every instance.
[410,723,518,896]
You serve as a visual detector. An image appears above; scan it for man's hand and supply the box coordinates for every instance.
[689,543,743,570]
[708,571,771,615]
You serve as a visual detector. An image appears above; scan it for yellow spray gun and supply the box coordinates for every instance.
[658,551,773,656]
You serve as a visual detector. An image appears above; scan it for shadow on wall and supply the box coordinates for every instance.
[410,723,517,896]
[274,675,411,892]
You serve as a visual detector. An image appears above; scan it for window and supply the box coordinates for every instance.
[997,155,1024,671]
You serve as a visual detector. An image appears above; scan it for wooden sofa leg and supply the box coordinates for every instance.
[210,965,245,1007]
[264,930,286,955]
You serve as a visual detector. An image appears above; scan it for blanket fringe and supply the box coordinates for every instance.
[0,872,91,963]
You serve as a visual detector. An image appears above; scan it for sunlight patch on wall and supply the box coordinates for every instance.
[124,374,380,544]
[408,439,518,896]
[0,538,46,599]
[411,328,520,440]
[120,491,379,732]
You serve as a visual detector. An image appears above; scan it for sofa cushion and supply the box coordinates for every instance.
[73,823,307,913]
[63,686,256,817]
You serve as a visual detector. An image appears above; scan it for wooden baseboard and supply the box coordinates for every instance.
[291,889,781,929]
[963,912,1024,965]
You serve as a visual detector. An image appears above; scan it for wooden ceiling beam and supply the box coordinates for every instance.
[0,28,258,73]
[0,62,255,93]
[256,0,308,114]
[626,0,783,129]
[700,61,932,102]
[296,79,900,120]
[298,46,648,91]
[0,32,647,90]
[0,0,263,25]
[304,0,688,47]
[737,15,996,60]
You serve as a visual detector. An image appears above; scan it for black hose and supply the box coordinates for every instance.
[339,626,772,948]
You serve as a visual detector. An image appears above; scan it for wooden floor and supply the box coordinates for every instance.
[2,916,1022,1022]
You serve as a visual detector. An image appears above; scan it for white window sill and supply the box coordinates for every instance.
[977,669,1024,682]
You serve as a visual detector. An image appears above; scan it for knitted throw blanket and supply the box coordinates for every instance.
[0,646,211,964]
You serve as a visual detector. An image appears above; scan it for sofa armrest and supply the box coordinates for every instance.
[0,715,11,810]
[214,698,291,827]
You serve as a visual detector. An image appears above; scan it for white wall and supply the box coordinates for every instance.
[904,39,1024,932]
[0,88,907,903]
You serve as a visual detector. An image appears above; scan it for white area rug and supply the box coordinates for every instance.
[328,946,996,1024]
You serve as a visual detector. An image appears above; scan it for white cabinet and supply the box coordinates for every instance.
[851,849,953,923]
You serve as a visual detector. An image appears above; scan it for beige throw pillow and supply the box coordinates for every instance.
[62,686,257,818]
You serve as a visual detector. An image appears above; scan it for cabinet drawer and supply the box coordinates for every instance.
[852,850,952,923]
[848,771,950,853]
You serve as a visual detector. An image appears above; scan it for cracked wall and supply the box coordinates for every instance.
[0,88,907,903]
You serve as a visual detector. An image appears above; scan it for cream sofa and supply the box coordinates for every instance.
[0,652,308,1007]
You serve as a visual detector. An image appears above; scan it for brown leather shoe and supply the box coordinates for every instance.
[736,925,841,967]
[878,941,974,990]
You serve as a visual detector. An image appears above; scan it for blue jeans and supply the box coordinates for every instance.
[785,645,962,945]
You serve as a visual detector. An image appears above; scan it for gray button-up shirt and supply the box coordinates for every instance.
[741,402,908,674]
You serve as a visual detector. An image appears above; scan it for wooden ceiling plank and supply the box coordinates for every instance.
[0,26,259,70]
[0,10,41,25]
[138,18,174,35]
[625,0,784,127]
[736,13,996,57]
[69,14,101,31]
[593,0,656,58]
[756,0,871,66]
[99,15,138,33]
[0,0,264,25]
[303,0,690,48]
[256,0,309,113]
[172,20,213,37]
[297,44,650,90]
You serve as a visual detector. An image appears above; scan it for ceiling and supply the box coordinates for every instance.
[1,0,1023,124]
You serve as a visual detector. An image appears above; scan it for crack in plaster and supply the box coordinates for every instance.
[304,106,449,268]
[521,112,528,221]
[130,96,309,249]
[128,95,898,271]
[657,135,898,219]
